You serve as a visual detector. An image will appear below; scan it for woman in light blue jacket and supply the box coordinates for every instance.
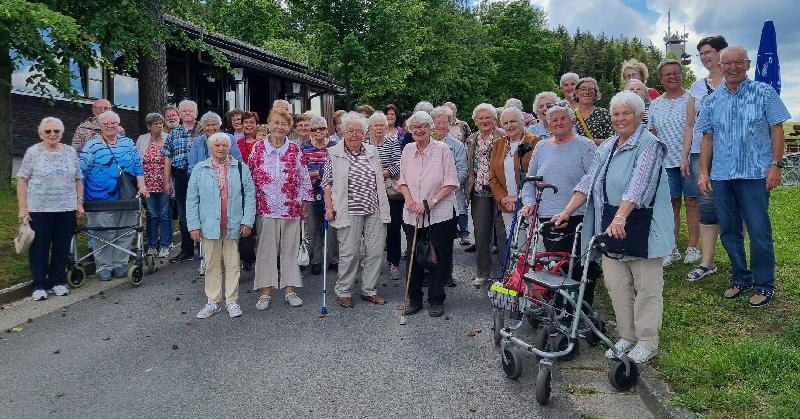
[187,133,255,319]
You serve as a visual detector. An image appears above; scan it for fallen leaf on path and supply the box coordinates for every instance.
[52,349,61,354]
[466,330,478,337]
[172,344,179,350]
[10,326,22,333]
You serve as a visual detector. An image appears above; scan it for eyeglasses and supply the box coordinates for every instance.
[578,87,596,93]
[101,122,119,127]
[410,125,429,131]
[312,127,327,132]
[344,129,364,135]
[720,59,750,67]
[545,100,570,110]
[44,129,62,135]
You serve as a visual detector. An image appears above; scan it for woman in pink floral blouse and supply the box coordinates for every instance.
[248,108,313,310]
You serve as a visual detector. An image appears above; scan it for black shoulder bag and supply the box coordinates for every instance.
[415,200,439,269]
[237,162,258,262]
[599,141,662,259]
[102,140,138,200]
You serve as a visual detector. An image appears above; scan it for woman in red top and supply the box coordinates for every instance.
[236,111,259,165]
[136,112,172,258]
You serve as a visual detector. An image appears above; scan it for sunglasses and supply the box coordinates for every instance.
[545,100,571,110]
[44,129,62,135]
[312,127,327,132]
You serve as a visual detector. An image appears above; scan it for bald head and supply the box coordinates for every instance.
[92,99,112,117]
[273,100,290,112]
[720,46,749,62]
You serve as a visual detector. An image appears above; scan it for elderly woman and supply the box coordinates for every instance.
[80,111,147,280]
[528,91,559,138]
[489,107,541,237]
[226,108,245,140]
[301,115,338,275]
[648,59,696,267]
[552,91,673,364]
[187,133,255,319]
[136,113,172,258]
[432,106,468,251]
[330,110,347,144]
[560,72,580,109]
[369,111,404,280]
[466,103,507,287]
[443,102,471,142]
[574,77,614,145]
[504,98,536,128]
[626,79,651,125]
[294,113,313,146]
[398,111,459,317]
[322,112,390,308]
[383,104,405,141]
[620,58,659,100]
[235,111,259,165]
[17,117,84,300]
[519,101,600,304]
[188,112,243,174]
[249,108,313,310]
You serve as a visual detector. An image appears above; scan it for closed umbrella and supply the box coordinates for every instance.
[755,20,781,95]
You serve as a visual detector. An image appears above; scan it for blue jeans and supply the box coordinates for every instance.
[711,179,774,292]
[146,193,172,250]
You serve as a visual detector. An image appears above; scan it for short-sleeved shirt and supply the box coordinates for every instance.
[80,136,144,201]
[142,140,167,193]
[575,107,614,140]
[688,78,718,154]
[647,92,688,168]
[17,143,82,212]
[397,140,459,225]
[697,79,791,180]
[162,124,198,170]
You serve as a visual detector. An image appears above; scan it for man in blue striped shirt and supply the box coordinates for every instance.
[697,46,791,308]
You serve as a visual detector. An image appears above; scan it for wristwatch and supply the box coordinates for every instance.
[771,159,785,168]
[431,198,438,207]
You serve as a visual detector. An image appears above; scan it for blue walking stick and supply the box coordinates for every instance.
[320,217,329,315]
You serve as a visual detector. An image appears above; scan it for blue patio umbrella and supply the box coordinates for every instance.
[755,20,781,95]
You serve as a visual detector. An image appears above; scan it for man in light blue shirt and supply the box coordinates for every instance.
[697,46,791,308]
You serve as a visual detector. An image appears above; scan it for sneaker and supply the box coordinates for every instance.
[749,289,774,308]
[226,303,243,318]
[157,248,170,258]
[32,289,48,301]
[196,303,221,319]
[112,266,126,278]
[97,270,113,281]
[662,248,681,267]
[50,285,69,296]
[284,292,303,307]
[472,277,489,287]
[627,344,658,364]
[604,338,635,359]
[255,295,272,311]
[683,247,701,264]
[388,264,402,280]
[724,284,752,300]
[169,252,195,263]
[686,265,717,281]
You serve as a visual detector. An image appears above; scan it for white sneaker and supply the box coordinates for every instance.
[32,289,47,301]
[627,344,658,364]
[157,248,170,258]
[604,338,635,359]
[683,247,701,264]
[285,292,303,307]
[226,303,243,318]
[196,303,221,319]
[472,277,489,287]
[255,295,272,311]
[662,248,681,267]
[50,285,69,296]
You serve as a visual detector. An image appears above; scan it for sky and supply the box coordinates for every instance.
[525,0,798,120]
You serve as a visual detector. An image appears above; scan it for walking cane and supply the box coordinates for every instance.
[400,213,422,325]
[321,217,330,316]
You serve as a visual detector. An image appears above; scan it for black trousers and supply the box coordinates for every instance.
[539,215,600,307]
[404,216,456,307]
[29,211,75,291]
[173,167,193,255]
[386,199,404,266]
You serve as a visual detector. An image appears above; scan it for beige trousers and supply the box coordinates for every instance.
[253,217,303,290]
[202,238,240,304]
[334,214,386,298]
[601,256,664,346]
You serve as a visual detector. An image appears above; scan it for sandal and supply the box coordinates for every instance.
[686,265,717,281]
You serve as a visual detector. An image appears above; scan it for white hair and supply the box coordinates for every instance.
[207,132,231,150]
[310,115,328,128]
[341,111,368,133]
[504,98,523,110]
[500,107,525,127]
[430,106,454,124]
[97,110,120,125]
[532,92,559,116]
[178,99,197,113]
[560,72,580,86]
[368,111,388,127]
[38,117,64,136]
[609,91,646,118]
[545,102,576,123]
[472,103,497,121]
[625,79,651,105]
[199,111,222,127]
[413,101,434,113]
[720,46,749,61]
[406,111,434,130]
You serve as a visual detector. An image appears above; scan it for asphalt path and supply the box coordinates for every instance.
[0,239,582,418]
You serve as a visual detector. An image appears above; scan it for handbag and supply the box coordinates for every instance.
[237,162,257,262]
[599,140,662,259]
[297,222,310,266]
[415,201,438,269]
[14,218,35,254]
[102,140,138,199]
[384,177,403,200]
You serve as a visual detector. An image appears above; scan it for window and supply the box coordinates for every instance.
[113,75,139,109]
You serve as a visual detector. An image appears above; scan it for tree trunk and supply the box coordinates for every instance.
[0,47,13,187]
[137,0,168,131]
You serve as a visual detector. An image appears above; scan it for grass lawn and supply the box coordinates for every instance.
[0,187,29,290]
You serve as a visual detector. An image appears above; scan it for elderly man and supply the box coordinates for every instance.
[70,98,125,152]
[163,99,201,263]
[442,102,471,142]
[697,46,791,308]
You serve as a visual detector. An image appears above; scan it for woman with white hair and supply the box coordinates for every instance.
[136,112,172,258]
[574,77,614,145]
[466,103,507,287]
[528,91,559,138]
[322,112,390,308]
[504,98,536,128]
[17,117,84,300]
[369,111,404,280]
[187,132,255,319]
[398,111,459,317]
[625,79,651,125]
[188,111,242,174]
[551,91,673,364]
[80,111,147,280]
[431,106,468,255]
[302,114,338,275]
[560,72,580,108]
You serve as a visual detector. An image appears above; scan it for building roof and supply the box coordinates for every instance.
[165,15,343,93]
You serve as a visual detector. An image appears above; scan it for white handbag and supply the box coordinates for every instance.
[14,218,35,254]
[297,222,310,266]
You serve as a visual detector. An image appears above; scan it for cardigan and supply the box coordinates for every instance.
[487,132,541,212]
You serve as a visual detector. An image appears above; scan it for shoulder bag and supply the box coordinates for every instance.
[102,140,138,200]
[415,200,439,269]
